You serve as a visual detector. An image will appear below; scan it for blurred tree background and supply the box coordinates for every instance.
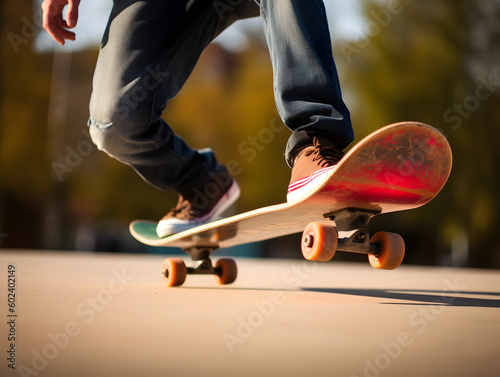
[0,0,499,268]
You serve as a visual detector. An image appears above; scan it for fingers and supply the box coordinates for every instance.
[41,0,79,45]
[57,15,77,42]
[66,0,80,28]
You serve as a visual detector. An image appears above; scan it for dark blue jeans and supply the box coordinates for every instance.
[88,0,353,196]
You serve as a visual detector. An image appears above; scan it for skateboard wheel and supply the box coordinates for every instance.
[368,232,405,270]
[161,258,187,287]
[301,223,337,262]
[215,258,237,285]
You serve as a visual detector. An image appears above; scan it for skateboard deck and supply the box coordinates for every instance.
[130,121,452,286]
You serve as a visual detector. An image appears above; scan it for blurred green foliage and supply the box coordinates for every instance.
[1,0,499,267]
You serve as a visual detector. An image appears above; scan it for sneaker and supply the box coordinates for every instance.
[287,137,344,202]
[156,171,240,237]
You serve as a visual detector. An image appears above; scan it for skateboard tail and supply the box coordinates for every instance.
[129,221,163,243]
[322,121,452,213]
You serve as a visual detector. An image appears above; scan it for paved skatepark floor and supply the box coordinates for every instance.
[1,250,499,377]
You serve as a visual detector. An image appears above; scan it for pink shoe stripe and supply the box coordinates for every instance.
[287,166,335,193]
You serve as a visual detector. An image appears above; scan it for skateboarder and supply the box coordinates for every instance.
[42,0,354,237]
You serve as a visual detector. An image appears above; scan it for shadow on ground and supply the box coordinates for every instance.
[301,288,500,308]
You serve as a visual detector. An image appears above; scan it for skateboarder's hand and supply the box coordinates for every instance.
[42,0,81,45]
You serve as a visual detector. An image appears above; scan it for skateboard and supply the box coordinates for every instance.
[130,121,452,287]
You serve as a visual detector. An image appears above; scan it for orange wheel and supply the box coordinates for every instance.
[215,258,237,285]
[368,232,405,270]
[161,258,187,287]
[301,223,337,262]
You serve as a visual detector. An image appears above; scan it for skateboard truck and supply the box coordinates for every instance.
[324,208,381,255]
[301,207,405,268]
[160,246,238,287]
[183,247,218,275]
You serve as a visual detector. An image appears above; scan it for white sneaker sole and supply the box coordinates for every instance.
[156,181,241,237]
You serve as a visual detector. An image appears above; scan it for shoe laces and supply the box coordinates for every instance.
[307,137,344,168]
[168,196,200,220]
